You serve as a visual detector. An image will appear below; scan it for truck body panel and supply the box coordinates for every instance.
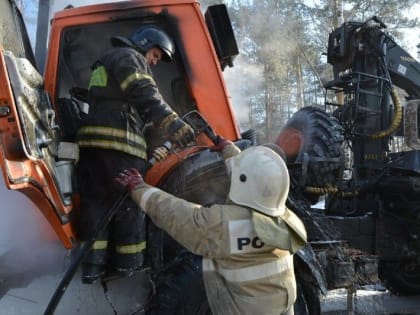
[1,0,240,249]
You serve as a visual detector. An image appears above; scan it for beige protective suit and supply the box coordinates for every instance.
[130,145,307,314]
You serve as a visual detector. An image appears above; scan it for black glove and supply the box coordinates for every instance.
[163,114,195,148]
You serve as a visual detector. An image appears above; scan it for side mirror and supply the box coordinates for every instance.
[205,4,239,71]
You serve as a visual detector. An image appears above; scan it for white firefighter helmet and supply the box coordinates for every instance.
[226,146,290,216]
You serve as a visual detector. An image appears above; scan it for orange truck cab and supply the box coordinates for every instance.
[0,0,243,249]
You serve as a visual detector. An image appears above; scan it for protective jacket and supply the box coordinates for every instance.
[76,46,178,280]
[77,46,176,159]
[130,145,306,314]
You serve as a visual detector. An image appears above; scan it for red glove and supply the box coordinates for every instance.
[211,136,233,151]
[114,168,144,191]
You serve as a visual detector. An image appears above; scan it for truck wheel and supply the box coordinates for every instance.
[146,149,227,314]
[379,260,420,295]
[146,253,211,315]
[294,279,321,315]
[149,149,229,271]
[276,106,344,202]
[294,255,322,315]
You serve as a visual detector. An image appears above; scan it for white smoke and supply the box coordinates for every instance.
[0,180,66,293]
[223,54,263,131]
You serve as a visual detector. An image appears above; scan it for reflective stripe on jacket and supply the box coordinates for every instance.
[77,125,147,159]
[77,46,176,158]
[202,255,293,282]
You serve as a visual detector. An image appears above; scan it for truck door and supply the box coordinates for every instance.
[0,0,76,248]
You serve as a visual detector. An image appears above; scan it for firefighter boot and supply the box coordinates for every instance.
[114,250,145,277]
[81,263,106,284]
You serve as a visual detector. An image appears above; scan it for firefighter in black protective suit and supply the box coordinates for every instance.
[75,26,195,284]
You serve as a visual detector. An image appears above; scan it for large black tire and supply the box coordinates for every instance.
[293,252,322,315]
[148,149,229,271]
[294,279,321,315]
[277,106,344,203]
[379,260,420,296]
[146,149,227,314]
[146,253,211,315]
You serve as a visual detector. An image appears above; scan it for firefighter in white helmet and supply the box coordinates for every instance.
[115,139,307,314]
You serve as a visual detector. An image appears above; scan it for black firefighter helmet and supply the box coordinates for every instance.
[111,26,175,62]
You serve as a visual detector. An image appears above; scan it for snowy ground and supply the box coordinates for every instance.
[321,285,420,315]
[1,271,420,315]
[0,269,151,315]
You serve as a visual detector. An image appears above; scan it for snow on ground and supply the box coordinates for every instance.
[321,285,420,315]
